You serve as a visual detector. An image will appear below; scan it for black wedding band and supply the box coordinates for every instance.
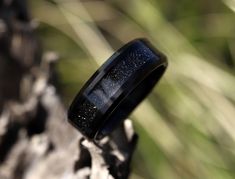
[68,38,168,140]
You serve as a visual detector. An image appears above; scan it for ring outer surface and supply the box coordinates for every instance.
[68,38,168,140]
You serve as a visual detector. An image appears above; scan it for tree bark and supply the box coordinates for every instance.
[0,1,137,179]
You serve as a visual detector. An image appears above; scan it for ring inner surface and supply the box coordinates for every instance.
[96,64,166,139]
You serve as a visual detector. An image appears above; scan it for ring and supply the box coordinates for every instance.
[68,38,168,140]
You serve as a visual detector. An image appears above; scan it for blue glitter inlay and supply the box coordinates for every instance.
[74,44,156,133]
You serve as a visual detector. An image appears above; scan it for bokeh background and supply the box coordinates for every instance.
[29,0,235,178]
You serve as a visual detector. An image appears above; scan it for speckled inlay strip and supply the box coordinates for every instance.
[73,44,156,136]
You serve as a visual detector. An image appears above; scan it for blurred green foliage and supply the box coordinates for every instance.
[29,0,235,178]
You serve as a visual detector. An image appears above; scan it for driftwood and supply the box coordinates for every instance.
[0,0,137,179]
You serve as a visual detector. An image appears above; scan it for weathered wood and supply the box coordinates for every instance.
[0,1,137,179]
